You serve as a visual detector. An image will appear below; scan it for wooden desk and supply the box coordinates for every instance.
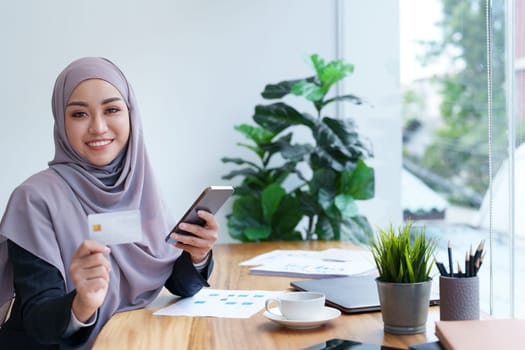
[93,241,439,349]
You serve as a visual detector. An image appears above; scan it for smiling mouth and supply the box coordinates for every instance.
[87,139,112,147]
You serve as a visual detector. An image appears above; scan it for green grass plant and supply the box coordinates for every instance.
[370,221,437,283]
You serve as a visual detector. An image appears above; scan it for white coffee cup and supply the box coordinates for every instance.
[265,292,326,320]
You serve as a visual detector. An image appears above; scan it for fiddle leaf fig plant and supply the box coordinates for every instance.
[222,54,375,243]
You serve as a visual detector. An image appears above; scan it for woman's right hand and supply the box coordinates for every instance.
[69,240,111,322]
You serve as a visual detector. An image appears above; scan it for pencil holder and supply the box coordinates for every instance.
[439,275,479,321]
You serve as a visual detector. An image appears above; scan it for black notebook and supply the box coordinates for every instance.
[291,275,440,314]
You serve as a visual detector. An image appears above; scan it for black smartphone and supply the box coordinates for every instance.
[303,338,404,350]
[165,185,234,244]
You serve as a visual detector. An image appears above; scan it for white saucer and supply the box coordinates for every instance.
[263,306,341,330]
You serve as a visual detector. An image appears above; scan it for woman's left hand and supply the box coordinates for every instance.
[168,210,219,264]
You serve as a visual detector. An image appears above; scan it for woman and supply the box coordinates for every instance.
[0,57,218,349]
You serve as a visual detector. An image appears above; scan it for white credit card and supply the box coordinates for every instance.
[88,209,143,246]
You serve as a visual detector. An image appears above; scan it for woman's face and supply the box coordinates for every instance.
[65,79,130,167]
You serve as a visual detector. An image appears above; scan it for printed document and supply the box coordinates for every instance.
[153,289,283,318]
[240,248,377,278]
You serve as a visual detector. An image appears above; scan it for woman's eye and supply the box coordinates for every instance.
[71,111,87,118]
[106,107,120,114]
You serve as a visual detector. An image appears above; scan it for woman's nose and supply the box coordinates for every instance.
[88,113,108,134]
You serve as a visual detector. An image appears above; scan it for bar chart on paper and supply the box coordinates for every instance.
[153,289,283,318]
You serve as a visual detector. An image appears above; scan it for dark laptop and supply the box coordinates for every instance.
[290,275,440,314]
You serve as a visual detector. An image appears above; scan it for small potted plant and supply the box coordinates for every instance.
[370,221,437,335]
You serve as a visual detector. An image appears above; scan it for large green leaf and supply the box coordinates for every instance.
[311,54,354,93]
[323,203,343,224]
[309,168,336,197]
[309,117,373,171]
[339,216,373,245]
[322,94,364,108]
[291,80,324,102]
[318,61,354,93]
[334,194,358,217]
[234,124,276,145]
[226,195,265,242]
[314,210,347,241]
[261,79,300,99]
[221,167,261,181]
[221,167,276,191]
[339,159,375,200]
[314,214,336,240]
[270,194,303,239]
[317,188,335,211]
[266,162,299,185]
[322,117,358,146]
[226,215,250,242]
[296,191,321,217]
[235,142,265,158]
[282,144,312,162]
[311,54,326,78]
[261,77,316,99]
[226,194,272,241]
[245,226,272,241]
[261,184,285,223]
[312,120,356,160]
[322,117,372,157]
[232,184,259,197]
[221,157,260,168]
[259,133,312,163]
[259,133,293,155]
[253,103,315,133]
[240,173,277,191]
[230,195,263,223]
[273,230,303,241]
[309,149,346,172]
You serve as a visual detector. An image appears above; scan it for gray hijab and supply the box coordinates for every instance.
[0,57,180,349]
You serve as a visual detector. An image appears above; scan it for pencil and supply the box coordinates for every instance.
[474,257,481,276]
[475,252,486,276]
[473,240,485,263]
[465,252,470,277]
[448,241,453,277]
[433,255,444,276]
[436,261,447,276]
[469,245,474,277]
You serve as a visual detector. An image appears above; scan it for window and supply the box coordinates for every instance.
[400,0,525,317]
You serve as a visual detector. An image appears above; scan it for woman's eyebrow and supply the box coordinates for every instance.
[66,97,122,107]
[66,101,88,107]
[102,97,122,104]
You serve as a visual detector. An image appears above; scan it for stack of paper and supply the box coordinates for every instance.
[240,249,377,278]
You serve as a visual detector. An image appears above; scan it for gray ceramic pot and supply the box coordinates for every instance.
[376,278,432,335]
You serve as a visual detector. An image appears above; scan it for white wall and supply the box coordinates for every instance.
[0,0,401,243]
